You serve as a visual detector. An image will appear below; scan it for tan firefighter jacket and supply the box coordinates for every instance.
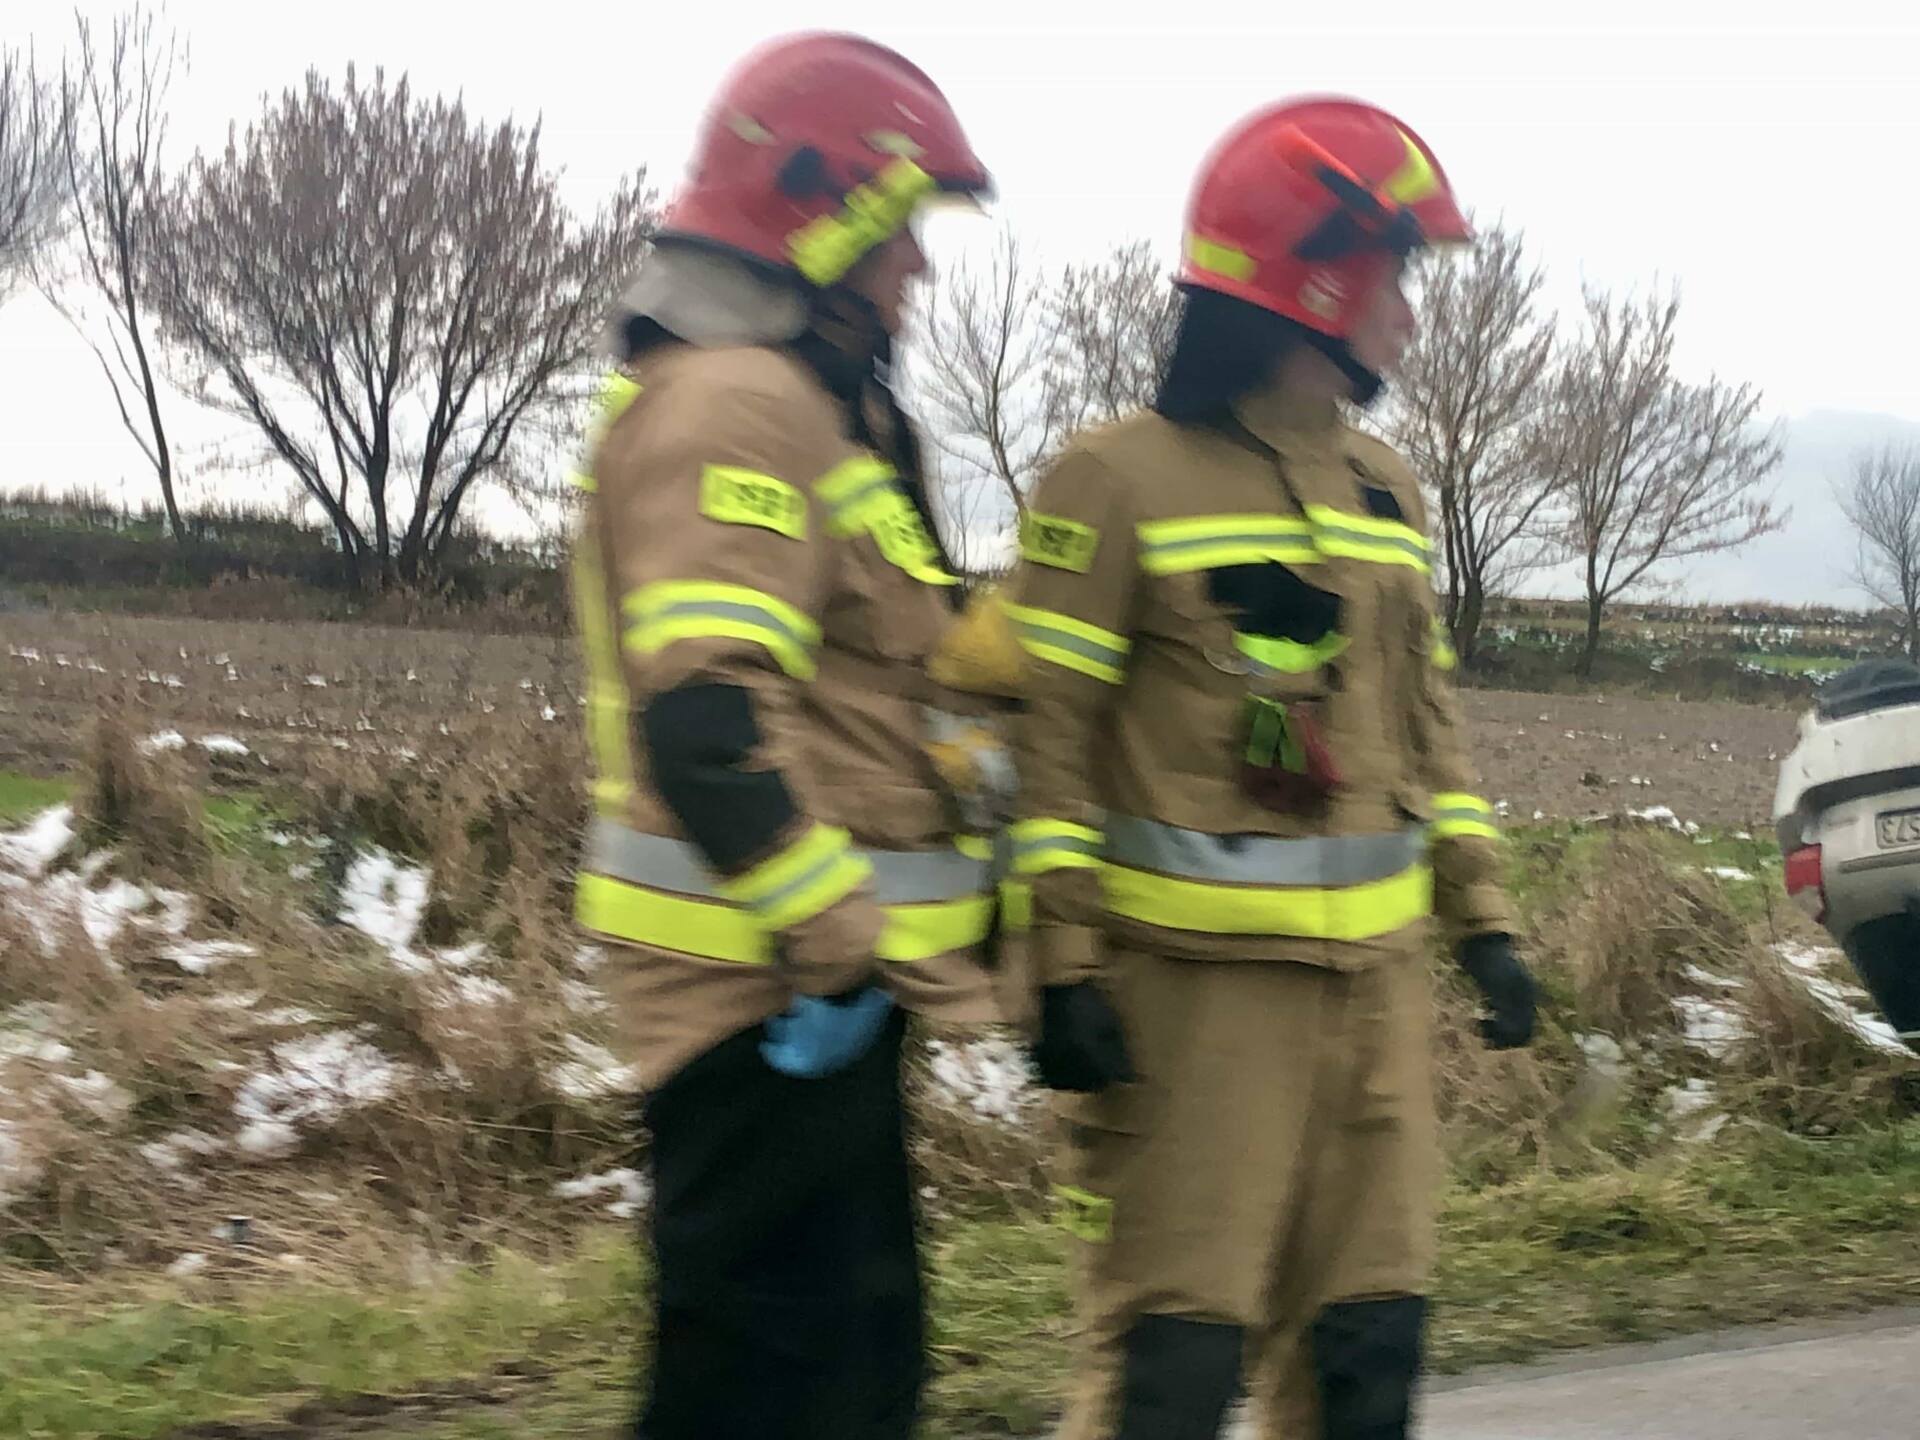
[1007,384,1517,986]
[571,341,999,1086]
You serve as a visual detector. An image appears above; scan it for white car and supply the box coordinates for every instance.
[1774,660,1920,1046]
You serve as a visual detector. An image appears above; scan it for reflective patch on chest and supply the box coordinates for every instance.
[700,465,807,541]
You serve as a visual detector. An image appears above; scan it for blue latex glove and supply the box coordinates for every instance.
[760,988,896,1079]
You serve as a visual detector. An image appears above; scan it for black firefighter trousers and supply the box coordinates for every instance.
[635,1008,923,1440]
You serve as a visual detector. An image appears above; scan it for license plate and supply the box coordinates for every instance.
[1877,807,1920,850]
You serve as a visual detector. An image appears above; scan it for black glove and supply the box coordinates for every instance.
[1031,982,1137,1092]
[1458,933,1537,1050]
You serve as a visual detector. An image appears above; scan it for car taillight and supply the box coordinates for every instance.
[1784,844,1826,923]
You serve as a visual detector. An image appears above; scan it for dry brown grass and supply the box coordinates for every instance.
[6,713,1918,1280]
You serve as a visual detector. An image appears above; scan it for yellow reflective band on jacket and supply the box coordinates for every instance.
[568,372,644,493]
[1303,504,1433,574]
[1053,1182,1115,1243]
[1097,816,1433,940]
[576,820,993,964]
[788,157,938,286]
[1429,792,1499,842]
[1005,603,1131,684]
[1011,818,1104,876]
[1183,234,1256,284]
[1429,617,1459,672]
[577,877,992,964]
[816,458,958,587]
[1102,861,1433,940]
[1235,630,1349,677]
[622,581,822,681]
[570,542,635,815]
[719,823,872,931]
[1138,514,1320,575]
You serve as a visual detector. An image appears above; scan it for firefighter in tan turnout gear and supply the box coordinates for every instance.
[1008,99,1538,1440]
[567,32,1001,1440]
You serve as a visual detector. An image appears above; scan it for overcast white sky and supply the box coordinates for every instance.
[3,1,1918,598]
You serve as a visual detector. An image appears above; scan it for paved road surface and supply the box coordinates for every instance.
[1225,1311,1920,1438]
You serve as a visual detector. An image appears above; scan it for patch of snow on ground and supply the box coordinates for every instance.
[161,939,258,975]
[142,730,188,753]
[1662,1079,1728,1141]
[555,1166,650,1219]
[925,1037,1036,1123]
[1675,996,1748,1057]
[0,1120,42,1205]
[233,1031,409,1154]
[445,976,513,1008]
[1770,942,1911,1056]
[200,735,251,756]
[1705,866,1755,882]
[550,1036,638,1099]
[140,1129,226,1174]
[338,850,430,956]
[56,1070,134,1122]
[0,806,75,876]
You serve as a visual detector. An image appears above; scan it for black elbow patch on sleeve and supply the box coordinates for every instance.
[640,683,800,873]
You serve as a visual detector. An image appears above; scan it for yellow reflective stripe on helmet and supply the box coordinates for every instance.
[1430,792,1499,842]
[1304,504,1432,573]
[623,581,822,680]
[816,457,957,587]
[1429,617,1458,672]
[1235,631,1349,676]
[570,542,635,815]
[720,823,872,931]
[1011,818,1104,876]
[1004,603,1131,684]
[1184,234,1256,284]
[1383,129,1440,205]
[1137,514,1320,576]
[788,157,938,286]
[1101,862,1433,940]
[569,372,645,493]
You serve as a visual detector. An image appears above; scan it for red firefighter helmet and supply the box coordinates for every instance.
[664,33,991,288]
[1176,97,1471,339]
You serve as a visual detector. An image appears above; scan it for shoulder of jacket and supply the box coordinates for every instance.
[1340,427,1421,491]
[1341,427,1429,521]
[612,345,843,473]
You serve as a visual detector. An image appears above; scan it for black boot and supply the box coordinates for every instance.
[1311,1296,1427,1440]
[1113,1313,1243,1440]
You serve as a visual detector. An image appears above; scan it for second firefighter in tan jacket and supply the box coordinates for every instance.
[1008,98,1538,1440]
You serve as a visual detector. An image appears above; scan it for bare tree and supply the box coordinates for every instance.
[1045,240,1176,433]
[146,68,655,587]
[45,7,186,542]
[0,43,70,297]
[914,228,1058,524]
[1839,446,1920,660]
[1389,222,1558,665]
[1543,287,1784,676]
